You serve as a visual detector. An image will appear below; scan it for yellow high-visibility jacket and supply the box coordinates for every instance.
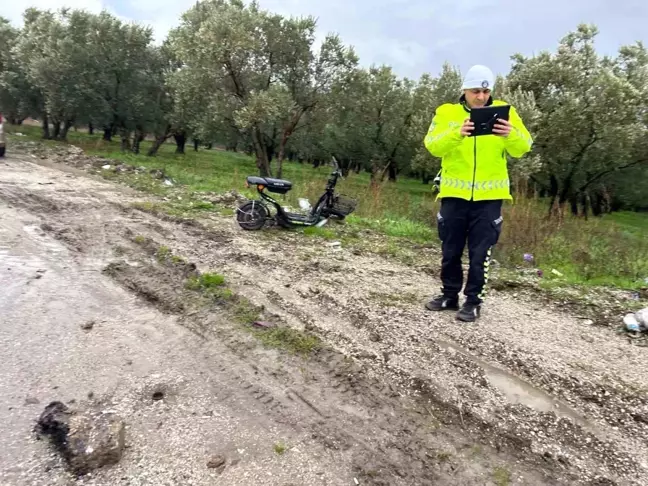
[424,99,533,201]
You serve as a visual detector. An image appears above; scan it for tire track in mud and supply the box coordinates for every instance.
[2,157,646,484]
[94,233,553,485]
[178,219,648,476]
[125,216,648,484]
[252,282,645,479]
[0,162,561,485]
[0,216,366,485]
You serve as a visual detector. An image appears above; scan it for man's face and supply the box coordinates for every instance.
[464,88,491,108]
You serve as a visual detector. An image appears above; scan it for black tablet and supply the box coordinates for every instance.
[469,105,511,136]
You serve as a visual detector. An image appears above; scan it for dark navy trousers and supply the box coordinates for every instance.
[436,197,503,304]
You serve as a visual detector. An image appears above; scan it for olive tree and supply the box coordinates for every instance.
[167,0,356,176]
[507,24,648,216]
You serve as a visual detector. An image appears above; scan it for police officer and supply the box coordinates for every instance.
[423,65,533,322]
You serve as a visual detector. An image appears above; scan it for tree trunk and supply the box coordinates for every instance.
[148,124,172,156]
[547,174,560,218]
[252,125,272,177]
[58,119,73,140]
[147,135,166,156]
[581,192,589,220]
[276,157,285,179]
[276,138,288,179]
[42,113,51,140]
[377,160,393,182]
[120,130,131,152]
[569,193,579,216]
[275,110,304,180]
[591,193,604,217]
[103,126,112,142]
[88,123,94,135]
[388,163,398,182]
[370,161,384,186]
[132,128,144,154]
[52,121,61,140]
[174,132,186,154]
[340,159,351,177]
[266,144,274,164]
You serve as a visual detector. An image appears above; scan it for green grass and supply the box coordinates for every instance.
[492,466,512,486]
[183,270,233,301]
[273,441,287,455]
[251,326,321,356]
[185,272,226,290]
[369,290,421,307]
[8,123,648,291]
[8,124,440,219]
[176,263,320,356]
[435,451,453,462]
[154,244,188,265]
[347,215,434,243]
[156,245,172,262]
[495,197,648,290]
[228,295,321,356]
[303,226,337,239]
[604,210,648,234]
[229,297,262,324]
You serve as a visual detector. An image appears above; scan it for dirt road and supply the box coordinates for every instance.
[1,151,647,485]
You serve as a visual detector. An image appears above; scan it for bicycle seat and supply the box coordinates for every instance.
[246,176,293,194]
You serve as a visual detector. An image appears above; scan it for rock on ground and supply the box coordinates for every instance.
[36,401,125,475]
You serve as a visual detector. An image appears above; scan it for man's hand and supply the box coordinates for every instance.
[460,118,474,137]
[493,118,512,137]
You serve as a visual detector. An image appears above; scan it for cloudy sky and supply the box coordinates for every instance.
[6,0,648,79]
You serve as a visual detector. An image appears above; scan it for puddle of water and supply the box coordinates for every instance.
[436,338,593,429]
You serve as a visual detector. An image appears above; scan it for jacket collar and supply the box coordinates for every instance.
[459,94,493,112]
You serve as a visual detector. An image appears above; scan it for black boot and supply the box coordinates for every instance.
[457,302,481,322]
[425,294,459,312]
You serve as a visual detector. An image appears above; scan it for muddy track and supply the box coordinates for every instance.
[100,247,521,485]
[1,153,647,485]
[0,158,552,485]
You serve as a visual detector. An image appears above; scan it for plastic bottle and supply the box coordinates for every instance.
[624,313,641,332]
[626,321,641,333]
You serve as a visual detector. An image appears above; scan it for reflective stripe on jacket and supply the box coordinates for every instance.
[423,99,533,201]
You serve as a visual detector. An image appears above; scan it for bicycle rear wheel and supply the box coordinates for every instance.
[236,201,268,230]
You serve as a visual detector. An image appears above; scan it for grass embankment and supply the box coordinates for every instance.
[136,235,321,356]
[8,124,648,290]
[183,269,320,356]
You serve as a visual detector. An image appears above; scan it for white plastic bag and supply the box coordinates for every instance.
[298,198,312,211]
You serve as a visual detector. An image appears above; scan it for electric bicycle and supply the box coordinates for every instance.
[235,157,357,231]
